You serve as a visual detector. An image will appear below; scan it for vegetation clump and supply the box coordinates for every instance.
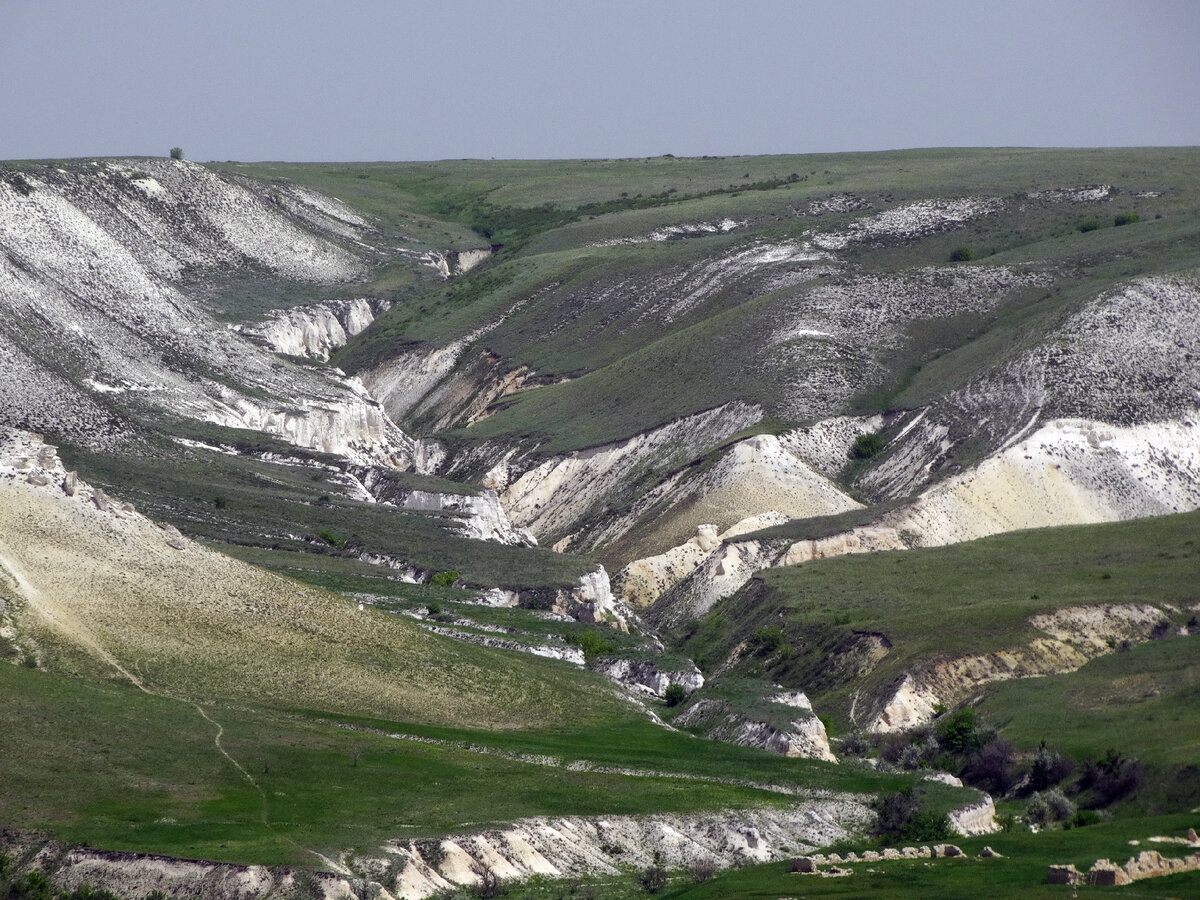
[430,570,460,587]
[873,788,952,842]
[949,244,974,261]
[1113,211,1140,226]
[663,683,688,707]
[849,432,885,460]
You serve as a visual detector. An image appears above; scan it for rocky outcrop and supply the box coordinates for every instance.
[0,159,423,470]
[867,603,1176,732]
[238,297,389,360]
[491,402,765,550]
[947,796,1000,836]
[378,801,871,898]
[593,657,704,698]
[674,695,837,762]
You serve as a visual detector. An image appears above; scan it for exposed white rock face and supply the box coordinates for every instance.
[593,217,746,246]
[238,298,388,360]
[400,489,537,546]
[649,408,1200,631]
[948,796,1001,836]
[381,801,871,897]
[613,422,874,607]
[868,602,1175,733]
[809,197,1004,251]
[593,658,704,698]
[890,416,1200,549]
[1027,184,1111,203]
[495,402,764,547]
[555,566,634,631]
[350,467,534,545]
[361,295,531,423]
[419,246,493,279]
[0,161,424,470]
[674,698,837,762]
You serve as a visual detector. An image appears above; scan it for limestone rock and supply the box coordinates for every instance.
[1046,864,1081,885]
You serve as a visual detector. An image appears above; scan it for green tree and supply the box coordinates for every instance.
[169,147,184,160]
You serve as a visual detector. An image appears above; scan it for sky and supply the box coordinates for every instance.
[1,0,1197,162]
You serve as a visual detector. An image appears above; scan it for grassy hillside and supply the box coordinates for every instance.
[225,149,1200,456]
[672,511,1200,813]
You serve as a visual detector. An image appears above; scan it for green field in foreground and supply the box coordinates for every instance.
[0,661,972,866]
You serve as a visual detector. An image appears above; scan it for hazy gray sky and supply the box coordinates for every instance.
[2,0,1197,161]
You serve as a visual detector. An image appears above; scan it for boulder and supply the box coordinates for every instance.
[1086,859,1131,886]
[932,844,963,858]
[1046,864,1081,885]
[980,846,1003,858]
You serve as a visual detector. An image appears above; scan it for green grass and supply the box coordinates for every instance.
[678,512,1200,727]
[0,661,972,866]
[978,636,1200,815]
[57,435,595,591]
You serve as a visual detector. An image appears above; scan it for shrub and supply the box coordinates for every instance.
[1077,218,1101,232]
[1080,749,1143,805]
[169,147,184,160]
[475,869,508,898]
[752,625,786,653]
[317,529,343,548]
[663,683,688,707]
[937,707,987,755]
[841,731,870,757]
[213,494,227,509]
[570,629,617,662]
[965,738,1018,795]
[687,857,716,883]
[874,788,951,841]
[638,863,668,894]
[1026,788,1075,825]
[1029,740,1073,791]
[1068,809,1102,828]
[1114,212,1140,226]
[949,245,974,262]
[849,432,885,460]
[430,570,460,587]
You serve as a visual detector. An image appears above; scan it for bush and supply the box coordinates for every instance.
[874,788,952,842]
[849,432,885,460]
[638,863,668,894]
[937,707,987,755]
[663,683,688,707]
[965,738,1019,795]
[169,147,184,160]
[569,629,617,662]
[1029,740,1073,791]
[949,245,974,262]
[841,731,870,757]
[1080,749,1143,806]
[1077,218,1102,232]
[752,625,785,653]
[475,869,508,898]
[1026,788,1075,826]
[1114,212,1140,226]
[687,857,716,883]
[1068,809,1102,828]
[430,570,460,587]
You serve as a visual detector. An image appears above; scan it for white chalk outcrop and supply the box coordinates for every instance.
[868,603,1178,733]
[238,297,388,360]
[593,657,704,698]
[379,801,870,898]
[0,160,426,470]
[674,691,837,763]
